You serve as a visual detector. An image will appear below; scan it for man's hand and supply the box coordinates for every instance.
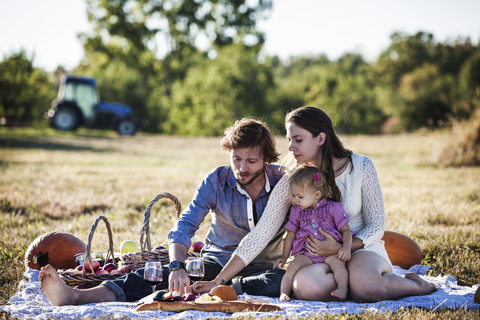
[169,269,191,294]
[306,229,342,257]
[168,242,190,293]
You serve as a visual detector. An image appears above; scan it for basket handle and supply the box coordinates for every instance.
[139,193,182,252]
[83,215,115,275]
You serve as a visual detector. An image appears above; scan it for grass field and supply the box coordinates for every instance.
[1,127,479,319]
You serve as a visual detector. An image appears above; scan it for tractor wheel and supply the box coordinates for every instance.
[52,106,79,131]
[117,119,136,136]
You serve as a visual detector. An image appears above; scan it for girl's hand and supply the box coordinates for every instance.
[274,257,287,269]
[337,246,351,262]
[307,229,342,257]
[191,280,218,294]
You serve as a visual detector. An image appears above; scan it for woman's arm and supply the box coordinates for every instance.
[233,174,292,265]
[192,174,292,294]
[356,157,386,247]
[193,256,245,294]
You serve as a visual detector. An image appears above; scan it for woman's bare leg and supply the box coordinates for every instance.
[39,265,116,306]
[291,262,339,301]
[280,255,313,301]
[347,251,436,303]
[324,255,348,300]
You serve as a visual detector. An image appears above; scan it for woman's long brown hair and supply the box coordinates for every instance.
[286,106,352,202]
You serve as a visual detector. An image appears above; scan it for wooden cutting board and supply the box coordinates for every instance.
[136,298,282,313]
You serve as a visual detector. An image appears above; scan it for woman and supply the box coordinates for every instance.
[195,106,436,302]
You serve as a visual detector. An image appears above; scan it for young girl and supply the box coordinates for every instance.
[275,164,354,301]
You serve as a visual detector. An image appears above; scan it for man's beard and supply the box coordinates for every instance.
[235,168,264,187]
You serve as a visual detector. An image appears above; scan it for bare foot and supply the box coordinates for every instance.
[405,272,437,295]
[39,265,77,306]
[279,293,290,302]
[331,287,347,300]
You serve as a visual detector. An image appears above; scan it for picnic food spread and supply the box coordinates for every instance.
[136,299,283,313]
[136,290,282,313]
[22,195,426,315]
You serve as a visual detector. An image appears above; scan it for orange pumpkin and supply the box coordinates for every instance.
[25,231,87,270]
[210,279,238,301]
[381,230,422,269]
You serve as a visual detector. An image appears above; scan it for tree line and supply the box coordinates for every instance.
[1,0,479,136]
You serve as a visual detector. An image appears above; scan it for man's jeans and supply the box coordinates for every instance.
[103,257,285,302]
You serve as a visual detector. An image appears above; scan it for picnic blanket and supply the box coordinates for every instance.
[2,265,479,319]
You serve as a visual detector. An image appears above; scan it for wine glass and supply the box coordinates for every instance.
[186,257,205,283]
[143,261,163,293]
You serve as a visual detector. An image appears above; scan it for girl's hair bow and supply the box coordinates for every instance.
[313,173,321,184]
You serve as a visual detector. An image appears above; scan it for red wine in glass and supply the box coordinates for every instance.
[144,279,162,287]
[186,257,205,284]
[188,274,204,282]
[144,262,163,293]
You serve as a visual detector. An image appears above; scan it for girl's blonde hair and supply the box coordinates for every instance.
[289,164,330,201]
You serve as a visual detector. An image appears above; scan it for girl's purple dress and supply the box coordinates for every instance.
[285,198,355,263]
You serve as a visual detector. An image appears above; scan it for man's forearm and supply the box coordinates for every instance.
[169,242,188,262]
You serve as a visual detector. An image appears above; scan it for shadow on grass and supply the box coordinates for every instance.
[0,137,110,152]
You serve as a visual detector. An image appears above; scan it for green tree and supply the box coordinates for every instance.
[376,32,437,89]
[456,52,480,117]
[76,0,273,133]
[164,45,274,135]
[318,54,385,134]
[80,0,272,91]
[397,63,455,129]
[270,54,385,134]
[266,55,330,133]
[83,0,271,55]
[0,50,54,125]
[374,31,480,130]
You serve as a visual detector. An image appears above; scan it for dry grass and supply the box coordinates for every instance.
[1,126,479,319]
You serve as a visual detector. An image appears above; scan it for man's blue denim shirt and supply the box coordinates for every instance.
[168,164,285,267]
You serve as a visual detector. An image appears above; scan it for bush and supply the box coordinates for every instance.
[439,108,480,166]
[0,50,55,125]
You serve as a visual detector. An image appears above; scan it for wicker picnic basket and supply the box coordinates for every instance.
[58,215,124,288]
[119,192,199,272]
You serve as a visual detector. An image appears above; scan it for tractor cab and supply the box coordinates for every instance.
[47,75,137,135]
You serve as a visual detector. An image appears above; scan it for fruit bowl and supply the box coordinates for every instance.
[119,193,200,272]
[59,215,126,288]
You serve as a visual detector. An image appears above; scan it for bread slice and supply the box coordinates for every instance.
[136,300,282,313]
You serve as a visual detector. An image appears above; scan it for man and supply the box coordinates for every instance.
[39,118,287,305]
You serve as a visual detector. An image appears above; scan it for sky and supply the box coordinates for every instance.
[1,0,480,72]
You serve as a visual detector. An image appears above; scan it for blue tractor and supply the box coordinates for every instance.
[46,76,137,135]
